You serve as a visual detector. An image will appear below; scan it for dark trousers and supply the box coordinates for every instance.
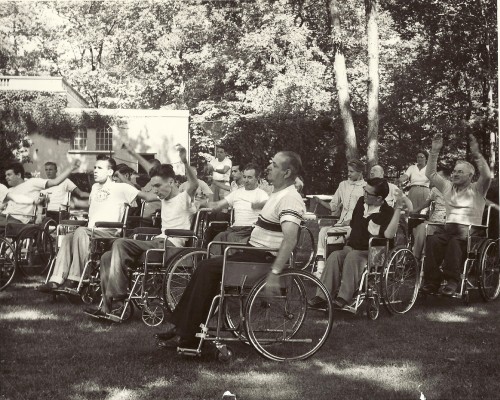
[168,249,275,340]
[423,224,475,284]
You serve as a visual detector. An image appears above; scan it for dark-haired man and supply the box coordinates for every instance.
[1,160,81,226]
[41,161,89,221]
[84,145,198,316]
[156,151,306,348]
[309,177,404,309]
[37,155,158,292]
[208,146,232,201]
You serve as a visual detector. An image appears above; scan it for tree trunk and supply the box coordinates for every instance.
[365,0,379,168]
[329,0,358,161]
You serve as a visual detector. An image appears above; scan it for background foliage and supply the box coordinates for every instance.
[0,0,497,193]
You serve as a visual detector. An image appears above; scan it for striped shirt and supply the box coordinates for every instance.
[249,184,305,253]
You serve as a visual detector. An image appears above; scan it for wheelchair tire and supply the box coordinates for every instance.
[81,282,101,305]
[162,248,207,311]
[479,239,500,302]
[141,299,165,327]
[16,225,54,277]
[244,270,333,362]
[382,246,420,315]
[293,226,316,270]
[0,238,17,291]
[366,295,380,320]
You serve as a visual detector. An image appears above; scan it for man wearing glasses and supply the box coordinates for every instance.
[309,177,404,309]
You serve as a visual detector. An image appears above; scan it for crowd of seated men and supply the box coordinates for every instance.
[0,133,494,348]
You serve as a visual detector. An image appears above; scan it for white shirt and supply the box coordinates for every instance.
[2,178,47,223]
[0,184,8,204]
[42,179,77,212]
[156,191,197,247]
[329,179,366,223]
[210,157,232,181]
[88,181,139,228]
[225,187,269,226]
[405,164,430,187]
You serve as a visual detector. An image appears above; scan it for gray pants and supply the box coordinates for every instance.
[49,227,116,285]
[211,226,252,255]
[317,246,368,302]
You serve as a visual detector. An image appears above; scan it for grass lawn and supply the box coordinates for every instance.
[1,276,499,400]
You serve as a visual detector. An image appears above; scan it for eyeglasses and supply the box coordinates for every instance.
[363,189,379,197]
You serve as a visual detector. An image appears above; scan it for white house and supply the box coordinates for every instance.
[0,75,190,176]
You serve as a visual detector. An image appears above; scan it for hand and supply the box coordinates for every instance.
[393,188,404,208]
[71,159,81,171]
[176,144,188,164]
[263,272,281,297]
[431,133,443,152]
[469,134,481,158]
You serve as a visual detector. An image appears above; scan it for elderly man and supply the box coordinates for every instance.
[156,151,306,348]
[421,133,492,296]
[312,160,366,278]
[207,163,269,253]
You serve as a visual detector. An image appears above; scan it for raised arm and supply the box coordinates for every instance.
[426,133,447,193]
[121,143,156,173]
[45,160,81,188]
[469,134,492,196]
[178,145,198,199]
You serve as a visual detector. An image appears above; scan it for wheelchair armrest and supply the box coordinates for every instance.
[94,221,124,229]
[368,237,390,247]
[59,220,88,226]
[222,244,280,257]
[208,221,230,228]
[326,231,347,238]
[132,227,161,236]
[164,229,196,237]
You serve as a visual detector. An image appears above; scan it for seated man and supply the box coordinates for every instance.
[179,166,213,209]
[369,165,413,210]
[208,145,232,201]
[156,151,306,348]
[309,178,403,309]
[37,155,158,292]
[206,163,269,254]
[312,160,366,278]
[1,160,80,226]
[421,133,492,296]
[85,145,198,316]
[41,161,89,222]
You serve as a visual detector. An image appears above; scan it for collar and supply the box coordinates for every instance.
[363,202,381,217]
[348,179,366,186]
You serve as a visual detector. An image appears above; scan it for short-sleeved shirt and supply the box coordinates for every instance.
[88,181,139,228]
[0,184,8,204]
[405,164,430,187]
[41,179,77,212]
[230,181,244,192]
[428,187,446,223]
[156,191,197,247]
[179,179,213,203]
[225,187,270,227]
[210,157,232,182]
[249,184,306,253]
[2,178,48,223]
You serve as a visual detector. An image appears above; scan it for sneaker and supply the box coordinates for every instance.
[36,282,60,293]
[441,279,458,297]
[420,282,440,295]
[308,296,328,310]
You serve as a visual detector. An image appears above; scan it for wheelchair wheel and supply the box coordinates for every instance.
[224,295,249,341]
[479,240,500,302]
[142,299,166,326]
[162,249,207,311]
[382,246,420,314]
[0,238,17,291]
[293,226,316,270]
[81,282,101,305]
[366,295,380,320]
[16,225,54,277]
[244,270,333,362]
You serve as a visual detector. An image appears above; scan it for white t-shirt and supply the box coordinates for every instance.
[0,184,8,204]
[42,179,77,212]
[225,187,269,227]
[88,181,139,228]
[179,179,213,202]
[2,178,47,223]
[157,191,197,247]
[405,164,430,187]
[210,157,232,181]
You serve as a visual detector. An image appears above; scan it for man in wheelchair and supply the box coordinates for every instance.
[85,145,198,317]
[421,133,492,297]
[155,151,306,349]
[309,178,404,309]
[37,155,158,292]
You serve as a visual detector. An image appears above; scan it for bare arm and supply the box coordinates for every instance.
[426,133,447,193]
[207,198,229,211]
[178,145,198,199]
[269,221,300,274]
[122,143,156,173]
[398,173,409,184]
[469,134,492,196]
[212,180,231,191]
[72,187,89,199]
[214,164,230,175]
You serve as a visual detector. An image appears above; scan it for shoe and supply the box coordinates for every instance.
[333,297,348,309]
[154,326,177,341]
[441,280,458,297]
[61,280,79,289]
[36,282,60,293]
[83,307,107,318]
[420,283,440,295]
[308,296,328,310]
[157,335,198,349]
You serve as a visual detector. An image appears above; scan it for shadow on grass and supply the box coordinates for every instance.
[1,281,500,400]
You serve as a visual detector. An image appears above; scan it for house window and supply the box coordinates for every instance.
[96,126,112,151]
[70,128,87,150]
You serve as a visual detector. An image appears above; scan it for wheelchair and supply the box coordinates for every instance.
[45,204,131,304]
[323,229,420,320]
[0,196,55,290]
[420,205,500,304]
[173,241,334,362]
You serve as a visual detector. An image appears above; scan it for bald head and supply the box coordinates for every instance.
[370,165,385,179]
